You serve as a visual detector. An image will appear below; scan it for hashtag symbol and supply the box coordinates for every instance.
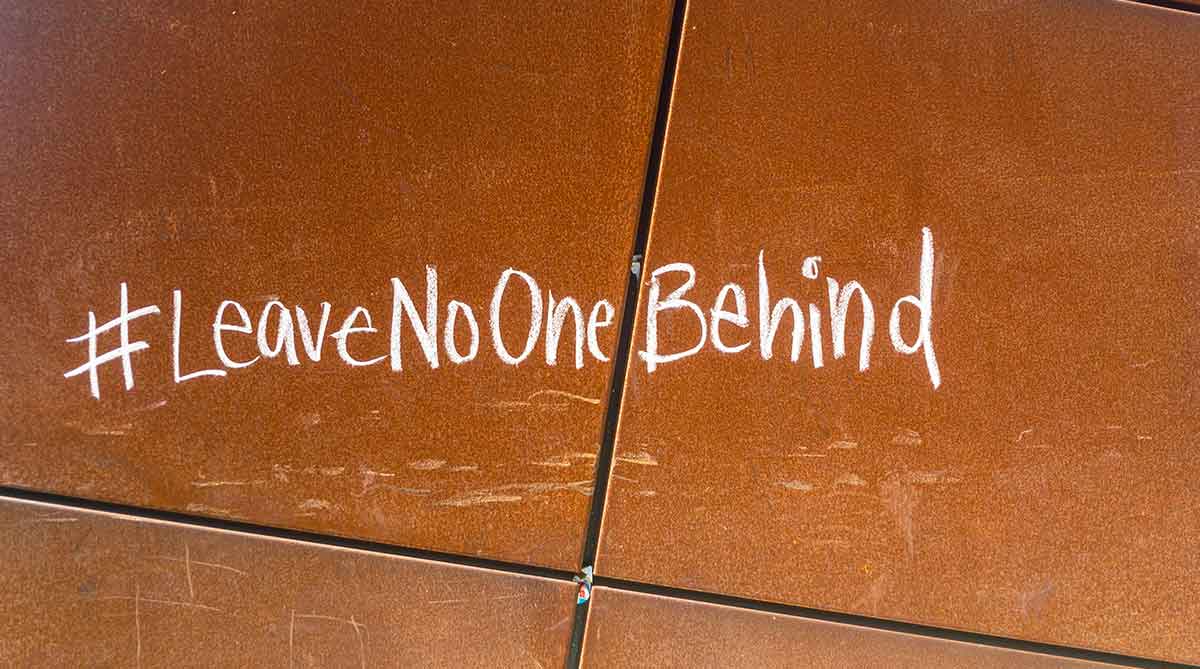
[63,282,161,399]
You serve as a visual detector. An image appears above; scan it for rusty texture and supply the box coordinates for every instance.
[582,587,1123,669]
[599,0,1200,663]
[0,1,672,569]
[0,497,576,667]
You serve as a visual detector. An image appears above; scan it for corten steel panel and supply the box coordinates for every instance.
[582,588,1122,669]
[599,0,1200,663]
[0,497,576,667]
[0,2,671,569]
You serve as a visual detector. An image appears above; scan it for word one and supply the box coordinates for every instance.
[63,228,942,398]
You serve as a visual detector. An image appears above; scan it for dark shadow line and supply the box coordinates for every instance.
[1123,0,1200,13]
[564,0,689,666]
[594,575,1199,669]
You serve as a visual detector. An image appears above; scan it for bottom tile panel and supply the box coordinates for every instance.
[0,498,575,668]
[582,588,1121,669]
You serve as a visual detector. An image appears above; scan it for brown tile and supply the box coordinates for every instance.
[0,497,575,667]
[0,1,672,568]
[582,587,1123,669]
[600,0,1200,663]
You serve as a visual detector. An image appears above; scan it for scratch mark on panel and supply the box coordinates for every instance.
[291,612,368,669]
[530,459,571,468]
[880,475,917,560]
[476,389,601,410]
[99,594,222,612]
[526,389,601,405]
[185,503,234,516]
[890,429,923,447]
[429,594,521,605]
[616,451,658,466]
[132,399,168,412]
[351,616,366,669]
[7,515,79,525]
[185,544,194,599]
[852,574,892,617]
[779,480,814,492]
[190,479,265,488]
[437,492,524,507]
[135,584,141,669]
[155,556,247,577]
[437,479,593,507]
[408,459,446,471]
[834,473,867,487]
[358,484,431,497]
[358,466,397,493]
[476,400,537,410]
[67,420,133,436]
[1019,580,1056,618]
[530,452,596,468]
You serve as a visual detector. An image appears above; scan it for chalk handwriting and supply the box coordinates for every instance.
[62,228,943,398]
[63,283,161,399]
[638,227,941,388]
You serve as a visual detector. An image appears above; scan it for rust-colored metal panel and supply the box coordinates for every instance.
[582,588,1121,669]
[0,497,575,667]
[0,1,672,569]
[600,0,1199,663]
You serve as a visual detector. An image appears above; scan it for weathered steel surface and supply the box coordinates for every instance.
[582,587,1122,669]
[0,497,576,667]
[0,1,671,568]
[599,0,1200,662]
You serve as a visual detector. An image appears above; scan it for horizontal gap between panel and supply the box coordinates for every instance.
[0,485,573,582]
[3,486,1193,668]
[594,575,1197,669]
